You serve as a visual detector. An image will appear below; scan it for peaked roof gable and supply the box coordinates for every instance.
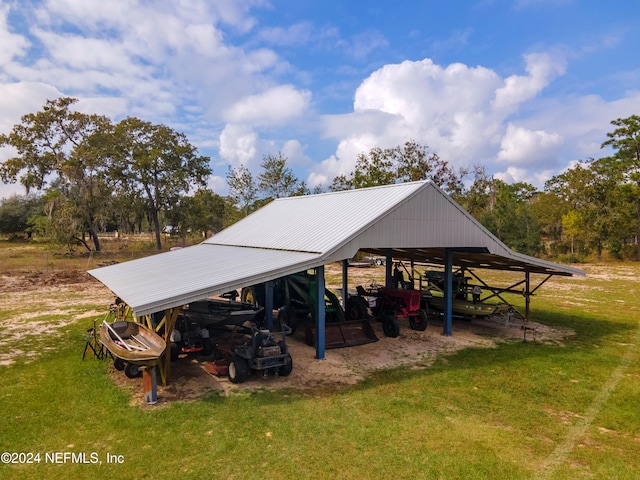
[205,181,426,254]
[206,181,511,261]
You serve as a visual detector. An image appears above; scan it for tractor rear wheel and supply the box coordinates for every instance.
[409,309,428,331]
[228,355,249,384]
[170,342,179,362]
[346,296,369,320]
[277,306,297,334]
[241,287,256,305]
[382,314,400,338]
[201,338,214,356]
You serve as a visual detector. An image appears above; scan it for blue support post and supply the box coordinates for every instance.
[342,260,348,310]
[265,281,274,330]
[443,249,453,336]
[315,265,326,360]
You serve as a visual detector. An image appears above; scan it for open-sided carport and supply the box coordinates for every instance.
[89,180,584,383]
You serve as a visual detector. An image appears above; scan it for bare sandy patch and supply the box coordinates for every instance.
[0,270,112,365]
[113,313,573,408]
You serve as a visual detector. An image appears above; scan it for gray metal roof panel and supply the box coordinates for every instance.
[205,181,426,254]
[88,244,321,317]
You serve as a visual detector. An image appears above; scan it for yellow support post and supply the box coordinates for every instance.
[154,315,166,333]
[157,307,180,386]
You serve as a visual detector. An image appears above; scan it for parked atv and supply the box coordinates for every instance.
[227,323,293,384]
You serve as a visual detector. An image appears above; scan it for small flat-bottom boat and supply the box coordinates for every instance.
[425,295,503,317]
[100,321,166,365]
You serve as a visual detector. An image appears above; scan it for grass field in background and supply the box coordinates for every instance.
[0,240,638,479]
[0,234,183,273]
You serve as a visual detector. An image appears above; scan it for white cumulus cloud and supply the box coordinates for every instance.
[219,124,259,167]
[492,52,567,114]
[311,53,574,189]
[497,123,563,164]
[494,165,555,187]
[224,85,311,126]
[0,4,30,66]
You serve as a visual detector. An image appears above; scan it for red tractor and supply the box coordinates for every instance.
[349,285,428,337]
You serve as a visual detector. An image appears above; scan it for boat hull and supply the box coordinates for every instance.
[425,296,499,317]
[100,321,166,365]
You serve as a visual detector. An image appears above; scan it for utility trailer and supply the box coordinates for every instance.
[420,270,512,318]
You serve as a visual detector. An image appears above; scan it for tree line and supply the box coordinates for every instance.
[1,98,638,262]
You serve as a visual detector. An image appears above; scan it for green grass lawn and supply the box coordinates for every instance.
[0,245,638,479]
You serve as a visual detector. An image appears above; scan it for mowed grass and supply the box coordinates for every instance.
[0,242,638,479]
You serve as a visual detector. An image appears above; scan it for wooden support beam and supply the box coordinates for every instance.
[138,314,151,330]
[153,315,166,333]
[142,367,158,405]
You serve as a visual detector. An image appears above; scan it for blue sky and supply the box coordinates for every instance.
[1,0,640,199]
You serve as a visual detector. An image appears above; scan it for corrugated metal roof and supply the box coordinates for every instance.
[205,181,425,254]
[89,244,320,317]
[89,180,584,317]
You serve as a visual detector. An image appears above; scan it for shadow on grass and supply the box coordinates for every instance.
[352,306,636,392]
[205,305,638,407]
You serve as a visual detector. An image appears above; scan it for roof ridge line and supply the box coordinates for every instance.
[204,242,322,255]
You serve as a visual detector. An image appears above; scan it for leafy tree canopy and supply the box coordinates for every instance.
[112,117,211,249]
[330,140,464,195]
[0,97,115,251]
[258,152,303,199]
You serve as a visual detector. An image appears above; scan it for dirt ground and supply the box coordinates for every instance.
[126,315,567,404]
[0,268,575,407]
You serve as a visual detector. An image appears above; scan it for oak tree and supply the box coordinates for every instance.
[0,97,115,251]
[112,117,211,250]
